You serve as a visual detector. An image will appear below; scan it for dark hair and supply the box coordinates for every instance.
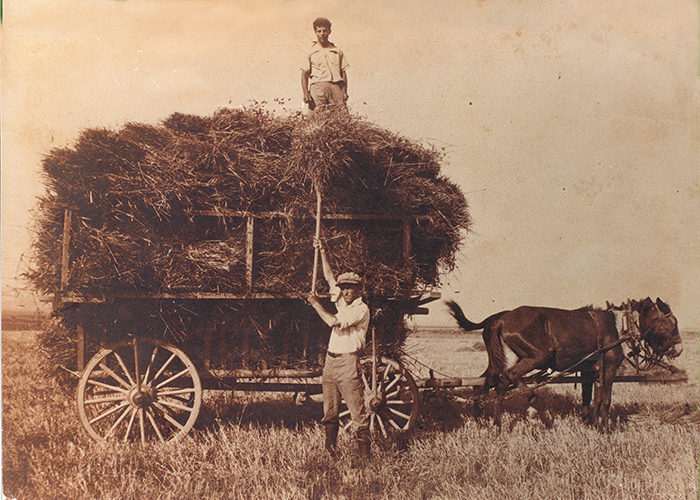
[313,17,331,30]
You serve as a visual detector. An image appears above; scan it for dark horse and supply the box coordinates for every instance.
[447,297,683,431]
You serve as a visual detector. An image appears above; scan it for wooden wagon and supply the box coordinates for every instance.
[51,205,444,445]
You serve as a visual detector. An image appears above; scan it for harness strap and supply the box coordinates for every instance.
[499,333,633,402]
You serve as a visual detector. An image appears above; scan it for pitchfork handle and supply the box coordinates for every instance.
[311,189,322,295]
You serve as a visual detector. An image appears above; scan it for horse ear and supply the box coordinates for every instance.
[656,298,671,314]
[635,297,653,313]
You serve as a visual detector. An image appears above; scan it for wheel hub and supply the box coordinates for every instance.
[129,385,155,408]
[366,390,383,412]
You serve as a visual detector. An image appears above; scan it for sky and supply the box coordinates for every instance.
[2,0,699,329]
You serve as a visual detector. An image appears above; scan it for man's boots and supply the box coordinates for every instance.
[324,422,339,456]
[356,429,371,462]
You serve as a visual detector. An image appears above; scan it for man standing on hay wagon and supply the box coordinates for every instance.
[301,17,349,112]
[307,240,371,461]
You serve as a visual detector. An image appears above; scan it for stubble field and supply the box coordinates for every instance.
[3,327,699,500]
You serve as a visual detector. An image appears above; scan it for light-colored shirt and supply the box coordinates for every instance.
[302,41,348,85]
[327,294,369,354]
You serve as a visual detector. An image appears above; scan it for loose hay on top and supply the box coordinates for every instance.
[29,108,470,371]
[30,108,470,299]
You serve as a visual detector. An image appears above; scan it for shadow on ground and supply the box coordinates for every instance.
[195,391,323,432]
[169,383,700,437]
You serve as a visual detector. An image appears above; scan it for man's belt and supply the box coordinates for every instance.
[327,351,358,358]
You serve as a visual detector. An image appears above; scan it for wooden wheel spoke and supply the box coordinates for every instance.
[153,402,186,431]
[97,361,132,390]
[387,416,403,431]
[157,387,196,397]
[89,400,130,425]
[145,408,166,442]
[388,406,411,422]
[385,387,403,400]
[383,374,401,393]
[142,346,159,385]
[139,408,146,446]
[381,363,393,382]
[85,394,127,405]
[85,379,129,393]
[151,353,177,385]
[123,407,137,442]
[112,351,136,386]
[386,399,412,405]
[376,413,388,438]
[360,370,371,392]
[155,367,191,390]
[106,404,133,439]
[158,399,195,413]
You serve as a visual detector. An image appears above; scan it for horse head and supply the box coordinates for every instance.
[632,297,683,359]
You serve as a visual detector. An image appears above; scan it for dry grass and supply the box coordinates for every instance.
[3,328,699,500]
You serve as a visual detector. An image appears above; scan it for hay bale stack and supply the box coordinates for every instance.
[29,108,470,371]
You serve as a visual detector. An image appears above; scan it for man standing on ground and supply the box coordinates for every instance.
[301,17,349,111]
[307,239,370,460]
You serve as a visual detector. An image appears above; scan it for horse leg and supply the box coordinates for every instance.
[596,350,623,432]
[580,369,595,424]
[587,355,610,429]
[490,367,531,429]
[593,367,615,433]
[490,338,551,429]
[472,384,489,420]
[501,320,555,384]
[493,382,508,429]
[473,397,484,420]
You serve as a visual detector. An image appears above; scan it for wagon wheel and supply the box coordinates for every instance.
[77,338,202,445]
[339,356,420,439]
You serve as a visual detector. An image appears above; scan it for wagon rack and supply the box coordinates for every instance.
[51,205,445,445]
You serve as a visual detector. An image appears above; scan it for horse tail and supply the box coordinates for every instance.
[447,300,509,331]
[447,300,508,387]
[446,300,489,331]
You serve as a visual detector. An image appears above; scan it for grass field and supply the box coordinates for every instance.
[3,327,699,500]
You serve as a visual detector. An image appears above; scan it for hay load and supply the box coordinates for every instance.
[29,108,470,370]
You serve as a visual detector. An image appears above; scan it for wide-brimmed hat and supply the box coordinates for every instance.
[336,272,362,287]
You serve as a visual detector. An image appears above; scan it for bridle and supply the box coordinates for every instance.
[614,300,678,371]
